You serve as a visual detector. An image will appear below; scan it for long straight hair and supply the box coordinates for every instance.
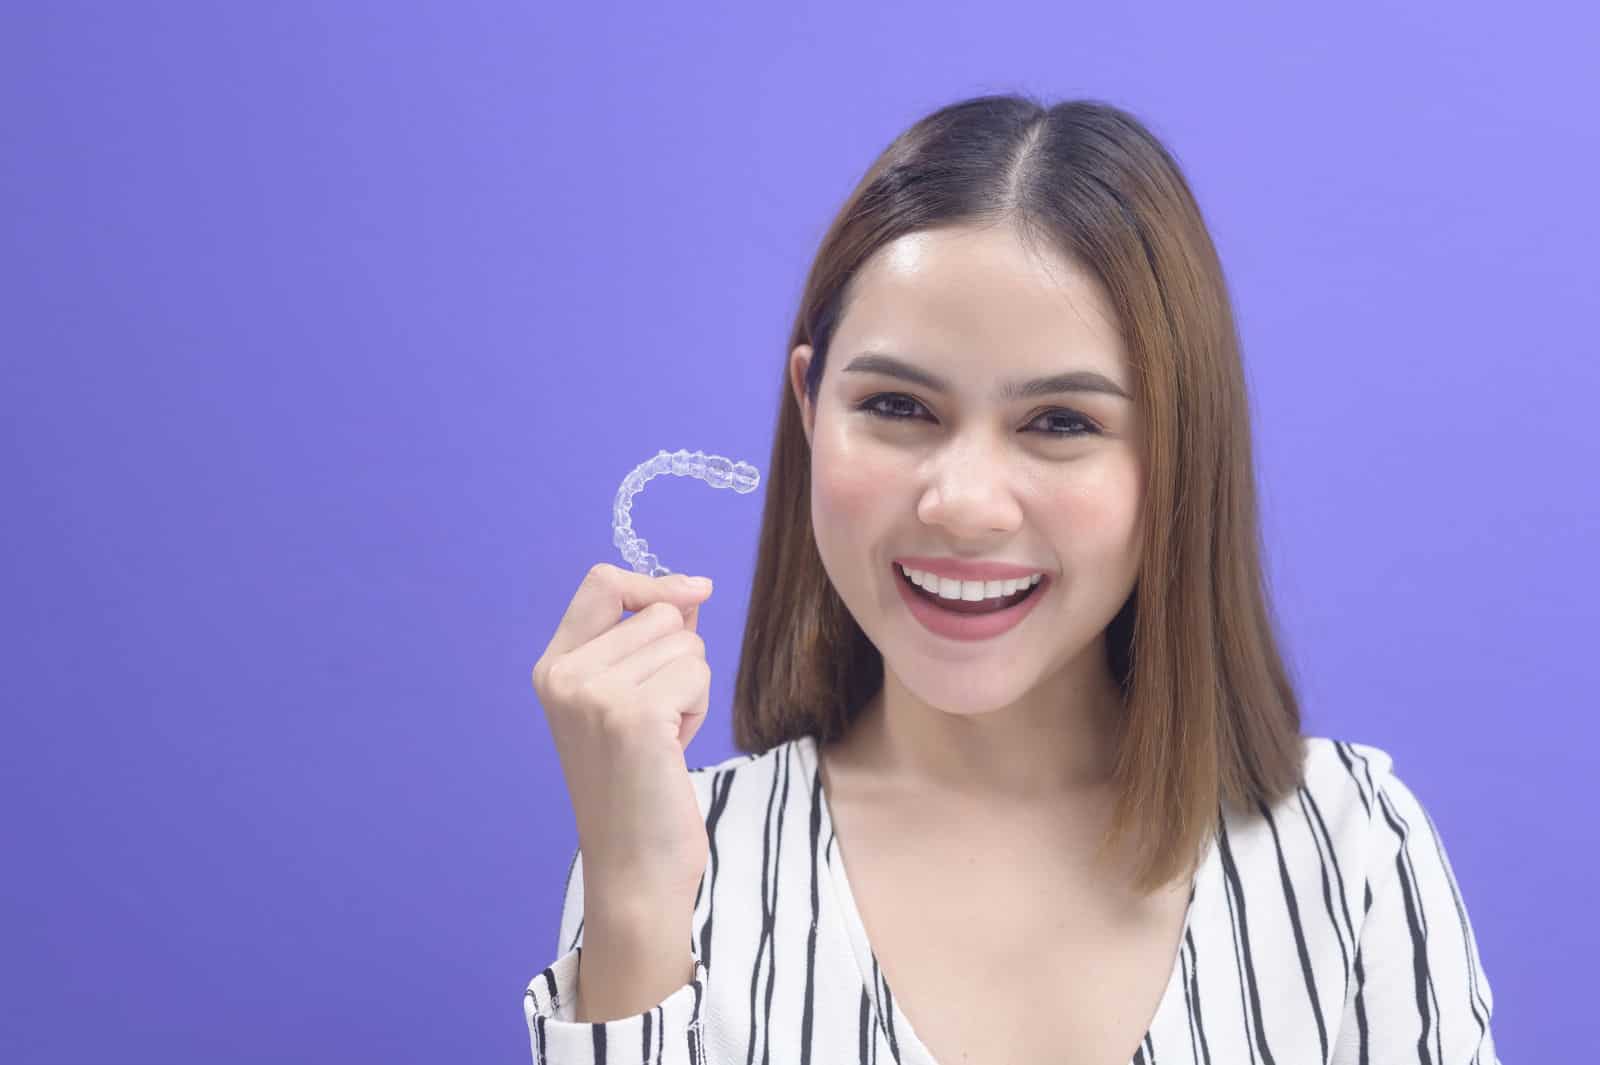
[730,94,1305,893]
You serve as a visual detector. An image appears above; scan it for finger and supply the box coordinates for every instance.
[607,627,704,689]
[563,587,712,681]
[673,654,713,749]
[635,655,710,725]
[676,678,711,749]
[544,564,711,661]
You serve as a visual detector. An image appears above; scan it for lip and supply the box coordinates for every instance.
[893,562,1049,642]
[893,556,1046,582]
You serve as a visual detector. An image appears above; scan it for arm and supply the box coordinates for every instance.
[523,848,708,1064]
[1331,763,1498,1064]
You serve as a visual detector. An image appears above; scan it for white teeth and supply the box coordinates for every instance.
[898,564,1043,601]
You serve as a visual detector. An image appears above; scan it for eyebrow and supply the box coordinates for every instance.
[840,351,1131,401]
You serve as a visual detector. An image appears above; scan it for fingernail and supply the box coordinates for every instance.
[686,576,713,590]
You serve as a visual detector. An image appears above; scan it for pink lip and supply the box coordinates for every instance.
[893,563,1049,642]
[893,556,1046,581]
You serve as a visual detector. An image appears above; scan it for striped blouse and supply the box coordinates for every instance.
[525,734,1499,1064]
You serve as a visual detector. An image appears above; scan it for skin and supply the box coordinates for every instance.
[787,222,1193,1065]
[788,220,1147,815]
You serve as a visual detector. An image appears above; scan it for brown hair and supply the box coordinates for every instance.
[730,93,1305,893]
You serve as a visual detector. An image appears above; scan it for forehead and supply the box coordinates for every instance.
[837,224,1126,378]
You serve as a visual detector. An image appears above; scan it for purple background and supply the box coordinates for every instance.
[3,3,1595,1061]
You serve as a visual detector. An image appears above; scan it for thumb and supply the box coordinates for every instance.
[677,575,711,633]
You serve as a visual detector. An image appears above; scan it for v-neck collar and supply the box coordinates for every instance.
[793,732,1219,1065]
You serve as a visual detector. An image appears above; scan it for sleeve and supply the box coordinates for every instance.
[1330,761,1499,1065]
[522,847,710,1065]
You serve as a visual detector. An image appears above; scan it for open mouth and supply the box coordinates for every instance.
[897,565,1044,615]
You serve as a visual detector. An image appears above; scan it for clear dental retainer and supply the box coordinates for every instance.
[613,449,762,577]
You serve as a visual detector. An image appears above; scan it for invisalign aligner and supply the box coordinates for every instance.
[613,449,762,577]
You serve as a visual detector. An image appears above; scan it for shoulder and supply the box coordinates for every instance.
[683,736,811,821]
[688,738,800,780]
[1231,733,1462,899]
[1217,734,1402,884]
[1299,733,1396,817]
[1235,733,1399,821]
[1302,734,1462,884]
[1299,733,1445,851]
[1298,737,1500,1051]
[688,742,784,779]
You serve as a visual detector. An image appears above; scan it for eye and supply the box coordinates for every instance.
[857,393,1101,438]
[1029,409,1101,438]
[860,393,926,421]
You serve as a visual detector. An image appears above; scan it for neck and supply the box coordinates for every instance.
[851,640,1125,806]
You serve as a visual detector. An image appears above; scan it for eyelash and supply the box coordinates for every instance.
[857,393,1102,438]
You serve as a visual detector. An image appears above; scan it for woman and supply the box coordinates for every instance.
[526,94,1498,1065]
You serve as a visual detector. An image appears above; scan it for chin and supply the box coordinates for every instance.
[890,669,1030,718]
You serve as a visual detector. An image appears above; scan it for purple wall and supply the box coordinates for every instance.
[3,3,1595,1061]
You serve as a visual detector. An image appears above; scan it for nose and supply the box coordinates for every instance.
[915,433,1023,537]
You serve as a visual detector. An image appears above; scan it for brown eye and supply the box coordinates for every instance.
[1030,409,1101,438]
[859,393,928,421]
[860,394,1100,439]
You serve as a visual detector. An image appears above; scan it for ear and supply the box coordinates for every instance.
[789,344,816,447]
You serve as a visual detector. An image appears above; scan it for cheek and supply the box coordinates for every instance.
[1041,456,1142,550]
[811,424,896,530]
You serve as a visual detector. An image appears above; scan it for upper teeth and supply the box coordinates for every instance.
[898,564,1043,602]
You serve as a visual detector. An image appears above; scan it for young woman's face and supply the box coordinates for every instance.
[790,222,1144,715]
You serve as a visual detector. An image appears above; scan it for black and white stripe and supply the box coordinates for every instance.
[525,736,1498,1064]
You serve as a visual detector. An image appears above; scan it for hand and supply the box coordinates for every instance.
[532,563,716,910]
